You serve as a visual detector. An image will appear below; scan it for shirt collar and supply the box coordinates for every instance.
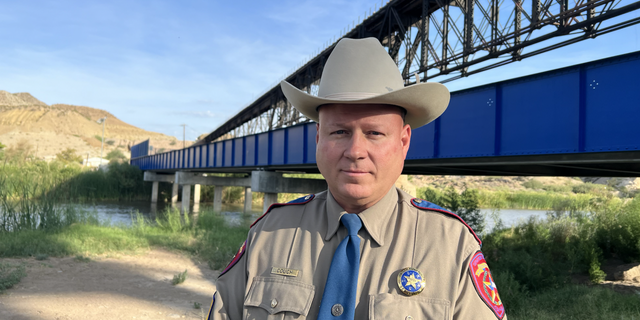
[325,187,398,246]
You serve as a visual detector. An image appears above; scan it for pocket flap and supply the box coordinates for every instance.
[245,277,316,316]
[369,293,450,320]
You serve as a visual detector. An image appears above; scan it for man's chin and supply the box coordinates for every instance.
[334,184,372,201]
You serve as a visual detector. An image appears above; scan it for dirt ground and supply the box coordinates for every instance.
[0,249,219,320]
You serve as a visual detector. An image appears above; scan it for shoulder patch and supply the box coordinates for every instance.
[250,194,315,228]
[469,251,505,319]
[410,198,482,246]
[219,241,246,277]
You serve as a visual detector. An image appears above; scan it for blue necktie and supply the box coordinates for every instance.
[318,214,362,320]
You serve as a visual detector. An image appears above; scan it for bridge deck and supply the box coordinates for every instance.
[131,50,640,177]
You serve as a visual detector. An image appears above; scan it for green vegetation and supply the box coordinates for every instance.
[419,186,485,234]
[55,148,84,164]
[106,149,127,162]
[482,195,640,317]
[415,185,640,318]
[172,269,188,285]
[0,262,26,293]
[94,135,103,143]
[74,254,91,263]
[419,185,598,211]
[0,160,151,202]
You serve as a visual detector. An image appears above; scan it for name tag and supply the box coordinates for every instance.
[271,267,300,277]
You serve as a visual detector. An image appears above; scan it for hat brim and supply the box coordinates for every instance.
[280,80,450,129]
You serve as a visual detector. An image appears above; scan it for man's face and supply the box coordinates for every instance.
[316,104,411,212]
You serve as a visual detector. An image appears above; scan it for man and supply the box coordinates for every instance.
[208,38,506,320]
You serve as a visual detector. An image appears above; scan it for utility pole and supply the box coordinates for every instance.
[97,117,107,164]
[181,124,186,148]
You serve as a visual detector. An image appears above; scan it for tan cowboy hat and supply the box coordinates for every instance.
[280,37,450,129]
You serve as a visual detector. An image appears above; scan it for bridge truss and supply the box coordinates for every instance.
[202,0,640,143]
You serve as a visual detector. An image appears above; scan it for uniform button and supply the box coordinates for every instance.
[331,304,343,316]
[406,316,414,320]
[270,299,278,308]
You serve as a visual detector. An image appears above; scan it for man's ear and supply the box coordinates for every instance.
[401,124,411,158]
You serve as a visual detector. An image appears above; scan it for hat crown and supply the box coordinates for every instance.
[318,38,405,99]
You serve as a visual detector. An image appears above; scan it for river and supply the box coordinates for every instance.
[77,201,549,232]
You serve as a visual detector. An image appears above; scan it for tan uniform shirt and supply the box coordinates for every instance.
[210,187,506,320]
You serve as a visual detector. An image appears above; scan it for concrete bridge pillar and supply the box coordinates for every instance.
[214,186,223,212]
[171,183,179,204]
[182,184,191,213]
[250,171,328,212]
[263,193,278,212]
[244,187,253,213]
[194,184,201,204]
[143,172,176,203]
[151,181,159,203]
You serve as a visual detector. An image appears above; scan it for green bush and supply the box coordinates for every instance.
[417,186,485,234]
[572,183,604,194]
[106,149,127,161]
[0,263,26,293]
[523,179,544,190]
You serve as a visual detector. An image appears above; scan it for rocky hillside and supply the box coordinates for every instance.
[0,90,188,159]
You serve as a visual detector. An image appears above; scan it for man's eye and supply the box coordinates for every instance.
[369,131,383,136]
[333,130,346,135]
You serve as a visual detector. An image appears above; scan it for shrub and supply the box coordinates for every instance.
[572,183,603,194]
[172,269,188,285]
[0,263,26,292]
[56,148,83,164]
[106,149,127,161]
[417,186,485,234]
[523,179,544,190]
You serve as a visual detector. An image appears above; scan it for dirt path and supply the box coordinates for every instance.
[0,249,219,320]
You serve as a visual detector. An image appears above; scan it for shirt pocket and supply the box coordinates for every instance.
[244,276,316,320]
[369,293,450,320]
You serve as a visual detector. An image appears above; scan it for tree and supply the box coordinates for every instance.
[440,186,485,235]
[0,141,6,150]
[56,148,83,164]
[106,149,127,162]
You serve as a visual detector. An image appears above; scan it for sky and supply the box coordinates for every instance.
[1,0,639,141]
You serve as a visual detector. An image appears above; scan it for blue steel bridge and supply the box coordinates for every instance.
[131,50,640,178]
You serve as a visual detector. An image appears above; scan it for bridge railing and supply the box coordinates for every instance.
[131,122,318,171]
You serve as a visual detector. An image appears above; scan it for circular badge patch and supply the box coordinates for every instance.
[469,251,505,319]
[397,268,425,296]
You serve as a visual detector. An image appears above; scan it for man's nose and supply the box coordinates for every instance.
[343,133,366,160]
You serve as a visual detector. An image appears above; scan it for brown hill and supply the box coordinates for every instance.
[0,91,186,159]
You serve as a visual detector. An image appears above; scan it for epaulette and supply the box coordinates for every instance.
[250,194,315,228]
[410,198,482,246]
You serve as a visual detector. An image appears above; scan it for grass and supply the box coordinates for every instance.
[0,160,152,203]
[172,269,188,285]
[505,285,640,319]
[0,206,249,269]
[0,262,26,293]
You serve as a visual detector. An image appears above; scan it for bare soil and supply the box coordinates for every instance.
[0,249,219,320]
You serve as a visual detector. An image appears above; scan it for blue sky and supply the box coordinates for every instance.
[1,0,638,140]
